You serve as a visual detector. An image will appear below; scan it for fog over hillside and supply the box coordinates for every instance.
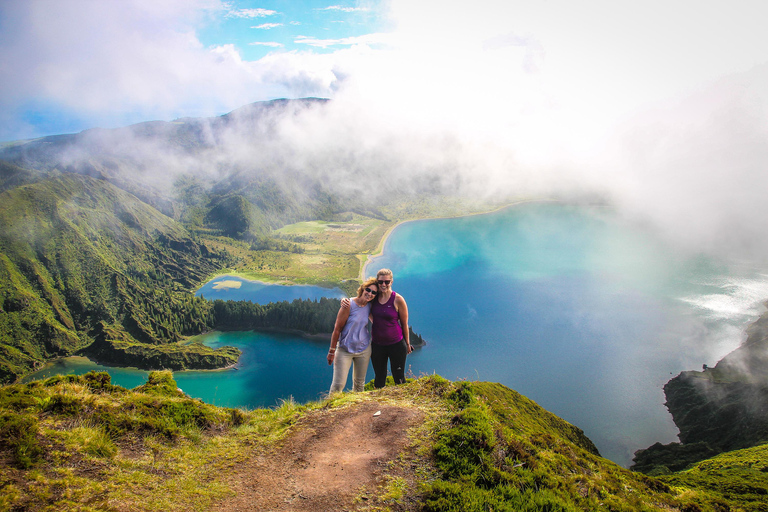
[2,0,768,260]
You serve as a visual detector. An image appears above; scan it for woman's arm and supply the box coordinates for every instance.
[395,295,412,354]
[328,305,351,365]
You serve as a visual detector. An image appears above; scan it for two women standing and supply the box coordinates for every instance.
[327,268,412,394]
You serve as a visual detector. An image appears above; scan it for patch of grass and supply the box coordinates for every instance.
[56,420,118,458]
[659,444,768,512]
[0,370,270,510]
[417,380,738,512]
[364,375,417,391]
[380,475,408,503]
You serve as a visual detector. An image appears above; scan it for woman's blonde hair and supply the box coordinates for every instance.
[356,277,379,298]
[376,268,393,279]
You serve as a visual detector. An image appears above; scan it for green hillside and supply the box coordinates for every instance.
[0,98,349,226]
[0,174,237,381]
[2,372,765,511]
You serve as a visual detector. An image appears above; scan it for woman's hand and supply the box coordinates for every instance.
[340,297,351,309]
[329,305,350,366]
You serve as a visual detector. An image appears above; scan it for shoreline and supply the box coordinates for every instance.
[200,272,335,287]
[24,353,242,379]
[359,198,555,280]
[201,198,555,287]
[209,326,331,342]
[196,273,347,293]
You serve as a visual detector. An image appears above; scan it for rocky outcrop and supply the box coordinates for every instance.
[633,306,768,474]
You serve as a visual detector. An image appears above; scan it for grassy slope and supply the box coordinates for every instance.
[2,372,764,512]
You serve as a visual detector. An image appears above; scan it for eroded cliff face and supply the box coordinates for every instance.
[633,306,768,473]
[664,370,768,451]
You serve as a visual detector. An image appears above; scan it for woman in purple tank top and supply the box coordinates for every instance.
[369,268,412,388]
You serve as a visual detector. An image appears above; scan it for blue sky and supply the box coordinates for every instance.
[0,0,389,141]
[198,1,386,61]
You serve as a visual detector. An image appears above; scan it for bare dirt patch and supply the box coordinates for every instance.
[217,401,423,511]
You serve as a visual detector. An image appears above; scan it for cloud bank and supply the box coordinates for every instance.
[3,0,768,259]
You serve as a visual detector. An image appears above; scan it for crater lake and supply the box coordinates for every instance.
[26,202,768,466]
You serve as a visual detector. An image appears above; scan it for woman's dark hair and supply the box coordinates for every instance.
[356,277,379,298]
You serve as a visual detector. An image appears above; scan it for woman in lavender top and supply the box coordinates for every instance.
[327,278,379,393]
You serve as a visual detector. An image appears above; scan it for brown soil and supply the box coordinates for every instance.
[217,401,424,511]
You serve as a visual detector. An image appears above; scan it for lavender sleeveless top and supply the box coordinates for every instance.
[371,292,403,345]
[339,299,372,353]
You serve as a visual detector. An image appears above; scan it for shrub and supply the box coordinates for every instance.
[446,381,474,408]
[0,386,39,410]
[82,371,123,394]
[136,370,182,397]
[423,481,578,512]
[0,412,42,468]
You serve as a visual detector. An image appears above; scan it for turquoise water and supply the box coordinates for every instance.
[26,203,768,466]
[25,332,333,408]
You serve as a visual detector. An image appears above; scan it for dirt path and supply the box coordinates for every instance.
[217,401,424,511]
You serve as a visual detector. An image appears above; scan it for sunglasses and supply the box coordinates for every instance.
[364,288,378,295]
[377,279,391,285]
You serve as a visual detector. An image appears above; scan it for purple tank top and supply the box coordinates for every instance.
[371,291,403,345]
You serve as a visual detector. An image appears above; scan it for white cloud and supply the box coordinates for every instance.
[4,0,768,260]
[252,23,282,29]
[249,41,283,47]
[226,7,276,18]
[0,0,343,138]
[294,33,389,48]
[320,5,369,13]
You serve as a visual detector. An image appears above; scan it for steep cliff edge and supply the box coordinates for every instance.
[633,306,768,474]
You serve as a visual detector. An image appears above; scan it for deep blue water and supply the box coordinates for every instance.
[26,203,768,466]
[361,203,768,465]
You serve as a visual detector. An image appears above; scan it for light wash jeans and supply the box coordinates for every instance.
[329,344,372,393]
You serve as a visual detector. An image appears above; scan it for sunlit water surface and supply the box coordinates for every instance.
[26,203,768,466]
